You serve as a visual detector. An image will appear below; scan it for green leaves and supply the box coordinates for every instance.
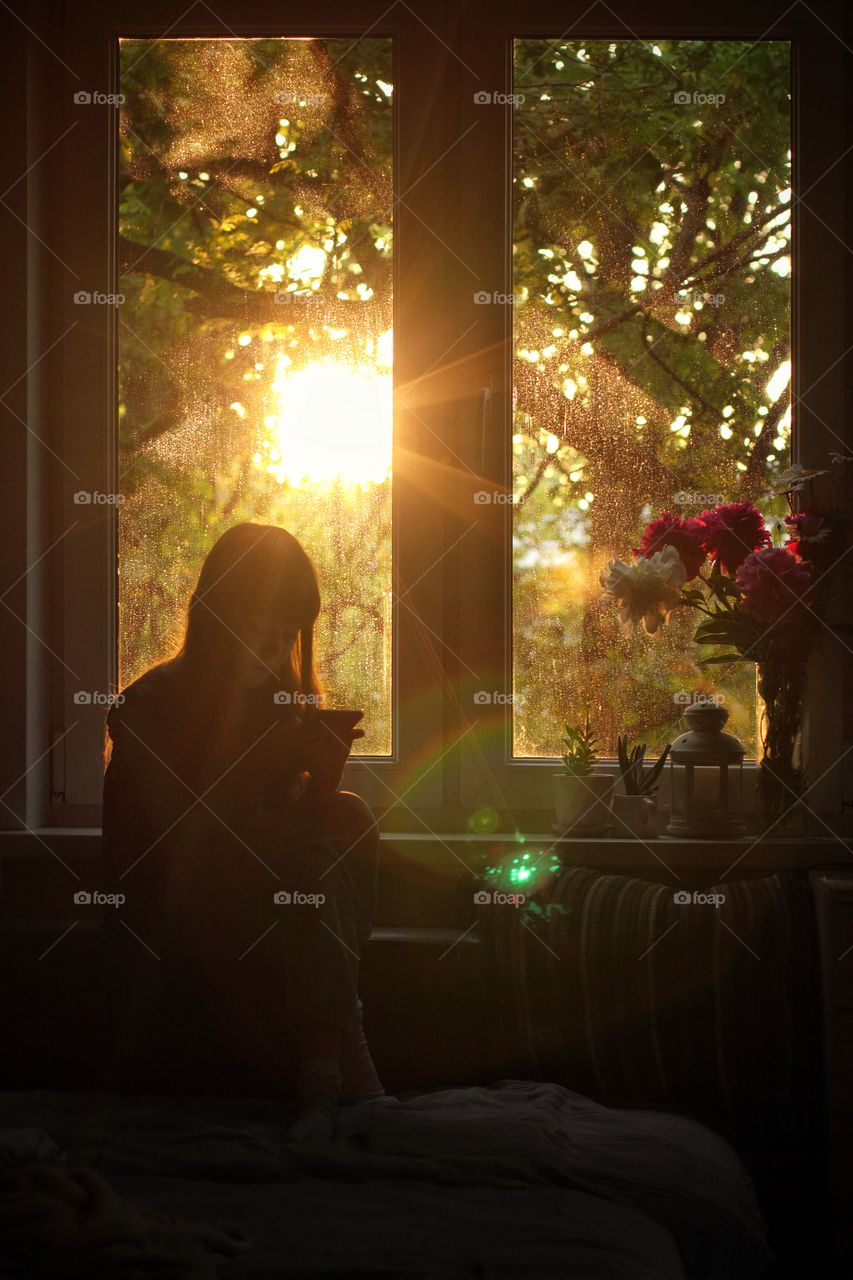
[705,572,741,601]
[698,654,753,666]
[617,734,671,794]
[693,608,761,666]
[561,717,598,777]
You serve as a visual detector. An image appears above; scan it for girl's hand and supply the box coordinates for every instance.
[297,718,363,794]
[217,716,306,820]
[269,715,307,771]
[287,770,312,804]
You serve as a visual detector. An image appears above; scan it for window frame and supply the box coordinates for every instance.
[24,0,465,828]
[3,0,850,842]
[452,1,850,831]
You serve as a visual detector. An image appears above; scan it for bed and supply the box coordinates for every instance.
[0,1079,770,1279]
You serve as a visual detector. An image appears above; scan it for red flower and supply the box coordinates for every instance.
[735,546,813,625]
[784,508,847,568]
[699,502,771,575]
[634,512,707,581]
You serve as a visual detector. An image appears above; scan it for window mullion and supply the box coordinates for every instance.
[449,15,516,825]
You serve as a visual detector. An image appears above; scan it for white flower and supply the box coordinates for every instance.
[600,544,687,634]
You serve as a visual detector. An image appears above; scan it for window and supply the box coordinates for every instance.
[118,37,394,755]
[511,39,792,758]
[6,2,846,833]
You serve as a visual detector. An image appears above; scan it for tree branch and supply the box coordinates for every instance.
[118,234,391,327]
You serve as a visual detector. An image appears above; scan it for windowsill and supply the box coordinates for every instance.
[379,831,848,844]
[0,828,849,846]
[1,829,850,880]
[377,831,851,873]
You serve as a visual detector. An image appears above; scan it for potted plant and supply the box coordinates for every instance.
[613,736,670,838]
[554,717,614,835]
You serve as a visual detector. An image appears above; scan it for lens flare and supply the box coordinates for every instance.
[263,357,392,488]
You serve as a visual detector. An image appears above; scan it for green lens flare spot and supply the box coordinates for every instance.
[466,807,500,834]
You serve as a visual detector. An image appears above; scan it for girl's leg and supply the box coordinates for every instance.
[296,1020,344,1100]
[309,789,380,948]
[316,792,385,1100]
[288,1020,345,1142]
[272,791,385,1119]
[340,998,386,1102]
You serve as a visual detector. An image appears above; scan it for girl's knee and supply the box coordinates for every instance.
[328,790,376,839]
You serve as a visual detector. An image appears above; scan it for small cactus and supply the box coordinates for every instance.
[616,735,671,796]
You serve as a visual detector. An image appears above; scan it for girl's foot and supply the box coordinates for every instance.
[289,1040,342,1142]
[286,1095,338,1143]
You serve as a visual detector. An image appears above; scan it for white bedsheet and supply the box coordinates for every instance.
[0,1080,771,1279]
[114,1175,687,1279]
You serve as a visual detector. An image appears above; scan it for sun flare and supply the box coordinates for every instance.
[261,349,392,488]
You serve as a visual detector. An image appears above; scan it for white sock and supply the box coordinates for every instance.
[286,1095,338,1143]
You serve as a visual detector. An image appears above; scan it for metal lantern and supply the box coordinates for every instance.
[667,702,746,839]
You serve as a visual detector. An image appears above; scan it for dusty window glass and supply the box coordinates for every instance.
[512,39,791,757]
[119,37,393,754]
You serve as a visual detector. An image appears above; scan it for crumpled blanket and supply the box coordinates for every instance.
[0,1163,251,1279]
[0,1128,60,1169]
[0,1081,771,1279]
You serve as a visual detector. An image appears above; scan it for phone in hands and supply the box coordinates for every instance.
[304,709,364,794]
[314,709,364,740]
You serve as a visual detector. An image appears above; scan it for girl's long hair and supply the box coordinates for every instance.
[105,524,321,775]
[179,522,322,702]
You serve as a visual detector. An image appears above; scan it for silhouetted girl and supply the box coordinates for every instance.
[103,523,384,1139]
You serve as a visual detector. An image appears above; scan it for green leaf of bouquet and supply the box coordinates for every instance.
[707,573,741,596]
[698,653,753,666]
[694,622,741,639]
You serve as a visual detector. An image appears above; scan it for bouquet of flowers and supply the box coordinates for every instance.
[599,462,848,825]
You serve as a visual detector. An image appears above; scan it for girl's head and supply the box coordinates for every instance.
[181,523,321,697]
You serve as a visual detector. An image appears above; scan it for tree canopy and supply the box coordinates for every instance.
[118,36,791,758]
[511,39,791,754]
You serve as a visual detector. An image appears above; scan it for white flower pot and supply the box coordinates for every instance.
[553,773,614,835]
[611,791,658,839]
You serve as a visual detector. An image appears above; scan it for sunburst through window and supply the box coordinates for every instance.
[118,37,393,754]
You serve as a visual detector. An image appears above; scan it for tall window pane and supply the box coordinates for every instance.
[512,40,791,756]
[118,37,393,754]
